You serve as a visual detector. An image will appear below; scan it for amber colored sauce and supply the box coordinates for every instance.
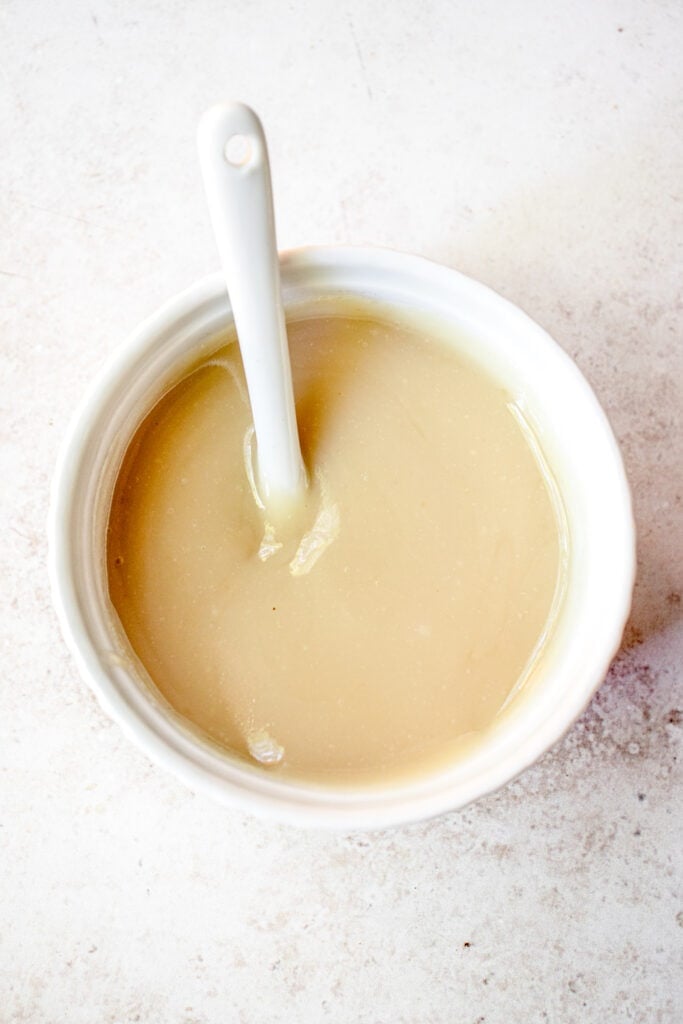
[107,311,565,782]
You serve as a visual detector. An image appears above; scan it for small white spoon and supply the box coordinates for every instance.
[197,102,307,515]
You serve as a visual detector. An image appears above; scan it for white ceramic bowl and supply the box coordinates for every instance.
[48,246,635,829]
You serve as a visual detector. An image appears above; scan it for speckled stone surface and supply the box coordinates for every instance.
[1,1,681,1021]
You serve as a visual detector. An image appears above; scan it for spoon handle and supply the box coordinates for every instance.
[197,102,307,511]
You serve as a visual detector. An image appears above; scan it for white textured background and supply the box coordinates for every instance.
[1,1,682,1021]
